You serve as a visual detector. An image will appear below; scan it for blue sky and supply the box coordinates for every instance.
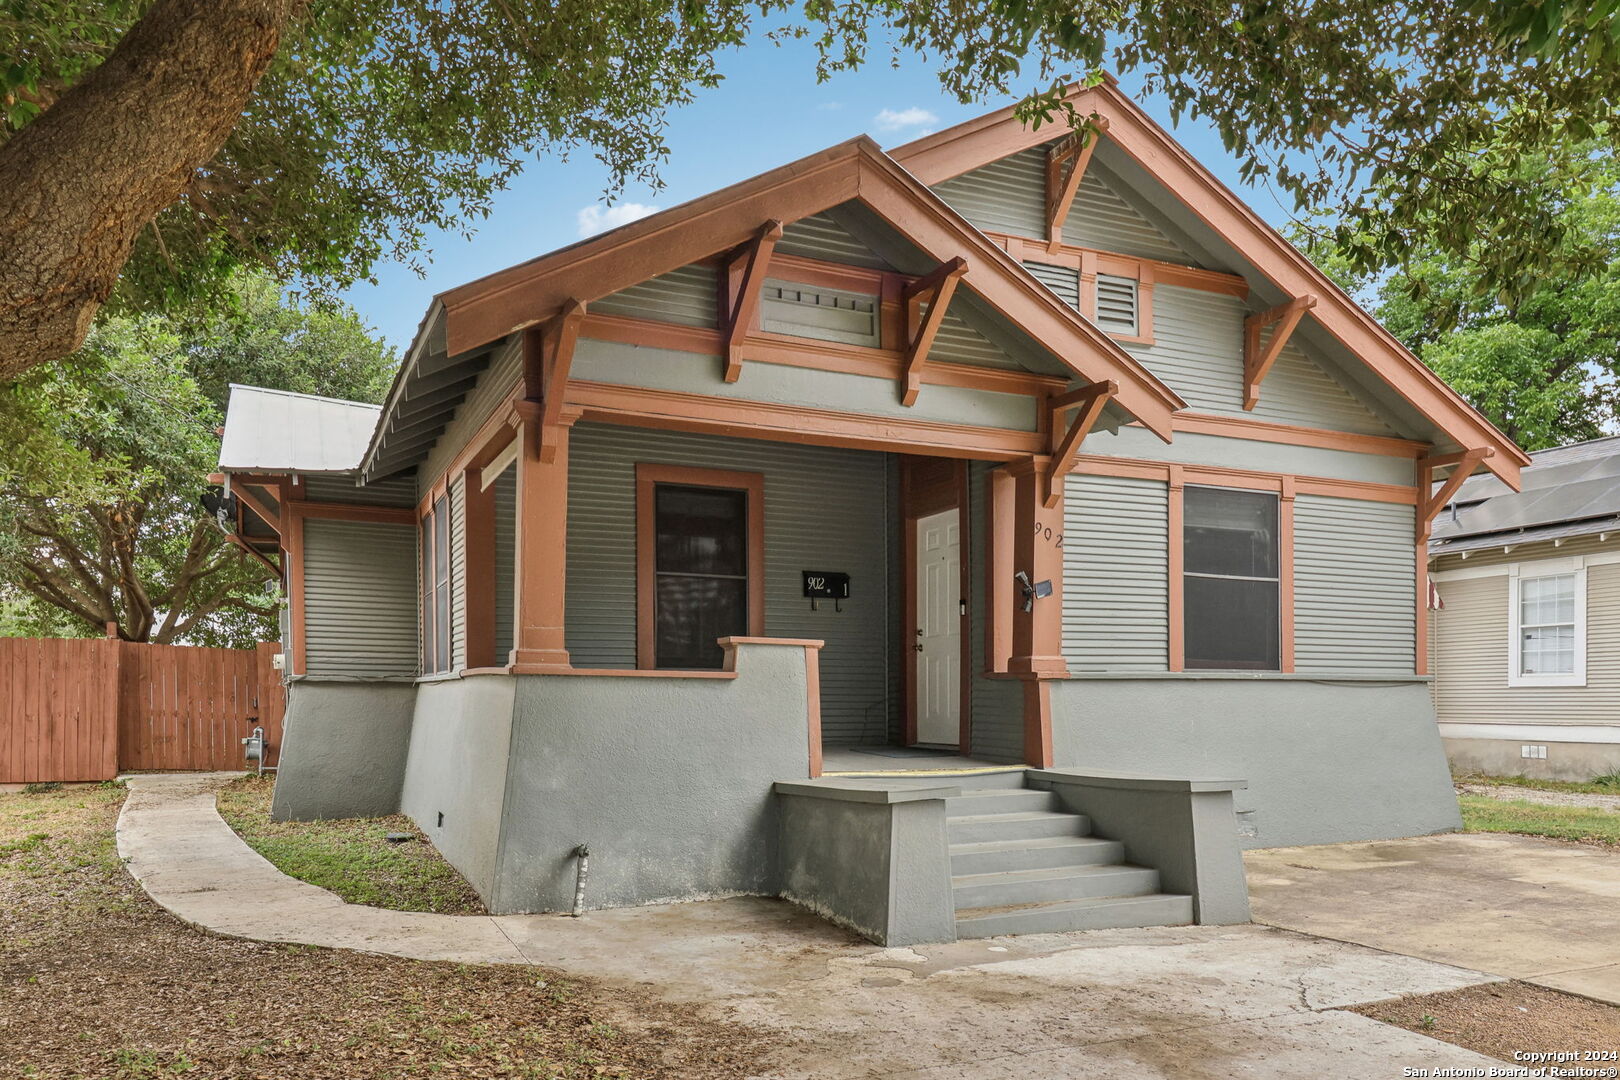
[339,35,1293,352]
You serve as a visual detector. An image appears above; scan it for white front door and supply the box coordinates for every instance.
[915,508,961,746]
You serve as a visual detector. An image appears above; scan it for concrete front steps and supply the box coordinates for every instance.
[946,785,1193,938]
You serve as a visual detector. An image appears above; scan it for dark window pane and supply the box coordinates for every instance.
[1185,577,1279,670]
[433,495,449,581]
[1185,487,1277,578]
[656,576,746,669]
[656,486,746,576]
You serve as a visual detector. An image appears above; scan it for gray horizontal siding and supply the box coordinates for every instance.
[967,463,1026,762]
[932,148,1047,237]
[593,263,718,328]
[1062,474,1170,672]
[1293,496,1416,674]
[1062,172,1189,262]
[566,422,894,745]
[420,335,521,490]
[1024,262,1080,309]
[929,305,1026,370]
[302,518,419,678]
[493,467,516,663]
[449,473,467,671]
[1124,285,1398,437]
[778,213,891,269]
[303,472,416,507]
[1432,565,1620,726]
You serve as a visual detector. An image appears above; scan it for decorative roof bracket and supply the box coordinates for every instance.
[1043,379,1118,508]
[1243,295,1317,410]
[899,256,969,406]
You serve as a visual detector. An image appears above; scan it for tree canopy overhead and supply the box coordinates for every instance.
[1,0,1618,377]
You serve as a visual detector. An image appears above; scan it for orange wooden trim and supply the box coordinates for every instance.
[228,533,281,578]
[957,462,973,755]
[567,379,1047,460]
[901,492,919,747]
[232,484,283,538]
[900,257,969,407]
[539,299,586,464]
[582,310,1071,399]
[1167,412,1429,458]
[1417,448,1490,539]
[767,252,901,295]
[1243,295,1317,410]
[806,645,823,777]
[987,465,1015,674]
[1044,380,1117,509]
[1022,679,1054,768]
[286,511,308,677]
[511,420,572,671]
[636,463,766,669]
[1046,120,1107,244]
[287,501,416,526]
[892,86,1527,486]
[1166,465,1185,673]
[1279,476,1296,673]
[724,220,784,382]
[1068,455,1419,506]
[991,230,1250,300]
[717,636,826,648]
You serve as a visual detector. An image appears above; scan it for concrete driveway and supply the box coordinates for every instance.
[119,773,1509,1078]
[1247,832,1620,1006]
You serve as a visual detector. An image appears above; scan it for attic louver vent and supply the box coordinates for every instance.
[1094,274,1139,336]
[761,280,880,347]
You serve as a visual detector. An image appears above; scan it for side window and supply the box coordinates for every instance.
[420,492,452,674]
[1183,486,1280,671]
[1510,570,1585,687]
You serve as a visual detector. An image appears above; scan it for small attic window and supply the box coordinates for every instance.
[760,280,880,348]
[1094,274,1139,336]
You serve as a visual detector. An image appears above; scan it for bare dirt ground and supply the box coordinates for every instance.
[1350,981,1620,1063]
[0,783,770,1079]
[1458,781,1620,813]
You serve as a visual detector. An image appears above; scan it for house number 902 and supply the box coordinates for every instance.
[1033,522,1064,548]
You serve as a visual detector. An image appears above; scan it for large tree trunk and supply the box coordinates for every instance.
[0,0,302,379]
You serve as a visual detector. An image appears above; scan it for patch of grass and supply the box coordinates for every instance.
[1453,770,1620,795]
[1458,794,1620,847]
[215,775,484,915]
[21,782,62,794]
[0,781,765,1078]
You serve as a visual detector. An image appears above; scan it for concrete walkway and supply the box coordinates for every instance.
[1248,832,1620,1006]
[119,773,1511,1078]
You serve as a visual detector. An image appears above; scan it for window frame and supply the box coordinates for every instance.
[635,463,766,670]
[420,491,453,675]
[1508,567,1587,688]
[1180,483,1283,672]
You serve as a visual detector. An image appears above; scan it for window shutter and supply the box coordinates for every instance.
[1094,274,1139,335]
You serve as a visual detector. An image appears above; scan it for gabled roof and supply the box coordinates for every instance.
[363,134,1190,480]
[891,81,1530,490]
[219,384,380,473]
[1430,436,1620,555]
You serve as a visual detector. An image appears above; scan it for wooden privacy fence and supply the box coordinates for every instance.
[0,638,285,783]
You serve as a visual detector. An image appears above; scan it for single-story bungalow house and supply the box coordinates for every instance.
[1429,436,1620,781]
[216,80,1527,945]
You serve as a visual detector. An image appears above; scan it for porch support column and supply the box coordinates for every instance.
[511,416,574,672]
[1004,456,1067,768]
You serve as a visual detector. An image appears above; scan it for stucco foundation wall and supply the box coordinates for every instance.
[1048,678,1460,847]
[1445,737,1620,783]
[398,677,517,901]
[270,681,416,821]
[491,644,815,914]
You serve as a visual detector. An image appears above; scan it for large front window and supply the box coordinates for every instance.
[1183,486,1279,671]
[636,464,764,669]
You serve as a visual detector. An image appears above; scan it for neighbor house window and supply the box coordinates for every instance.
[1183,486,1280,670]
[635,465,764,669]
[1509,569,1586,687]
[420,493,451,674]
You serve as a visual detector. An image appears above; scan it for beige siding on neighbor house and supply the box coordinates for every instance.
[1432,560,1620,726]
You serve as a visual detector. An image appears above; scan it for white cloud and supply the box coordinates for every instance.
[873,106,939,132]
[576,201,659,238]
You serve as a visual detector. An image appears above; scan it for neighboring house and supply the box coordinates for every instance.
[1429,436,1620,781]
[216,80,1527,945]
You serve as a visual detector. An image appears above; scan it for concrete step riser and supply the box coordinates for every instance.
[945,790,1057,817]
[947,814,1089,845]
[952,866,1161,910]
[950,839,1125,876]
[955,895,1195,938]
